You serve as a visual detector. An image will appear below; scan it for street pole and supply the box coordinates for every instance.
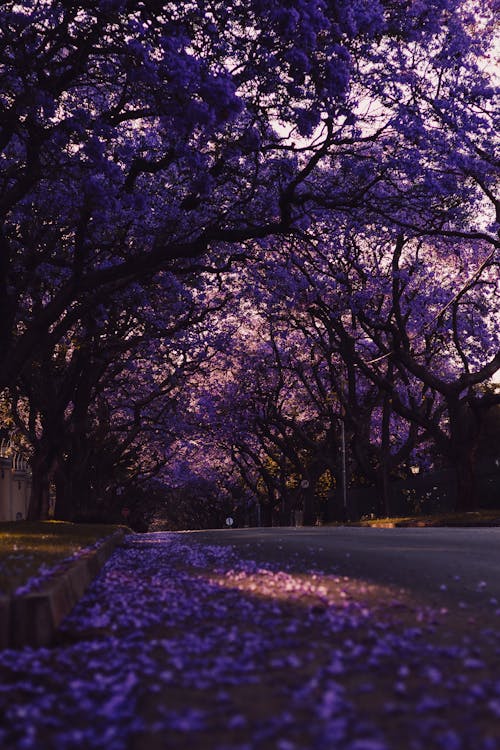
[340,416,348,518]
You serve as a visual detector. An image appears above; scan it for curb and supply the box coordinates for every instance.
[0,530,126,650]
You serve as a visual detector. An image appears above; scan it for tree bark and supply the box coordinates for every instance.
[448,401,481,512]
[27,450,51,520]
[454,450,478,512]
[53,464,75,521]
[378,390,393,517]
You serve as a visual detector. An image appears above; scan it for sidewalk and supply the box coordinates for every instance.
[0,532,499,749]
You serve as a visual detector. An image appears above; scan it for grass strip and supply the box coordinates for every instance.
[346,509,500,527]
[0,520,130,595]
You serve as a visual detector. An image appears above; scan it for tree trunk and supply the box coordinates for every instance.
[54,457,94,521]
[53,464,75,521]
[449,401,481,512]
[53,430,96,521]
[27,451,51,520]
[374,466,391,518]
[454,445,478,512]
[379,391,392,517]
[302,488,314,526]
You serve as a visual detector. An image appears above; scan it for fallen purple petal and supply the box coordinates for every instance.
[0,533,499,749]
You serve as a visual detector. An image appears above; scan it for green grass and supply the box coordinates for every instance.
[350,510,500,527]
[0,520,130,595]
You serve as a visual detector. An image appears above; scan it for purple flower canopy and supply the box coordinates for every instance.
[0,0,498,523]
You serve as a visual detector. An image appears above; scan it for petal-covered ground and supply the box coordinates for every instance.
[1,533,500,749]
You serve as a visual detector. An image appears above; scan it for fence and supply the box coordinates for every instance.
[0,440,32,522]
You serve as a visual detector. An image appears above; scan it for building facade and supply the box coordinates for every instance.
[0,440,31,521]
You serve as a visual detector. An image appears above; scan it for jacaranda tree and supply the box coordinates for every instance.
[0,0,497,521]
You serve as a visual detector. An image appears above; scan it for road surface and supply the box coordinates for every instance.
[187,526,500,614]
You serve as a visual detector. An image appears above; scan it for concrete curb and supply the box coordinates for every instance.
[0,530,126,650]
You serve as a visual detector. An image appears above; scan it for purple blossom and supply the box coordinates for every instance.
[1,533,500,749]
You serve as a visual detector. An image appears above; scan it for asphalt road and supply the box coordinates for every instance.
[185,526,500,614]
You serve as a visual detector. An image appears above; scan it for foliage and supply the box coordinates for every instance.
[0,0,498,522]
